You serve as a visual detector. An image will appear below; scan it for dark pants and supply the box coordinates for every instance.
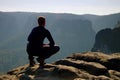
[27,44,60,62]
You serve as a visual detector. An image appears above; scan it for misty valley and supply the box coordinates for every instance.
[0,12,120,72]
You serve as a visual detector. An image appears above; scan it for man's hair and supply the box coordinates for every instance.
[38,16,45,26]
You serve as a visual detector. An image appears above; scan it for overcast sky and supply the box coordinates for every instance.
[0,0,120,15]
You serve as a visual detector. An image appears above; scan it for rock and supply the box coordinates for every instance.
[19,74,32,80]
[74,78,86,80]
[67,52,111,63]
[92,23,120,53]
[0,75,18,80]
[7,64,29,75]
[68,52,120,71]
[74,76,111,80]
[54,59,108,76]
[1,52,120,80]
[107,57,120,71]
[109,70,120,80]
[51,65,80,80]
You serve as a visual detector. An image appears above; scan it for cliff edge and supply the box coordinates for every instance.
[92,22,120,53]
[0,52,120,80]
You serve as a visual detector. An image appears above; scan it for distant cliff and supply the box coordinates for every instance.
[92,22,120,53]
[0,52,120,80]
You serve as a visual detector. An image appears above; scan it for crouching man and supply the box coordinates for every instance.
[26,16,60,68]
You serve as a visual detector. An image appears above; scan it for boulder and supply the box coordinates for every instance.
[54,59,107,75]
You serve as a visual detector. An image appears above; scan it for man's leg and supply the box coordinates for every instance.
[51,46,60,54]
[43,45,60,59]
[36,45,60,68]
[27,44,36,67]
[28,55,35,67]
[36,57,45,67]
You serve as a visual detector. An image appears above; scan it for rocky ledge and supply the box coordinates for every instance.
[0,52,120,80]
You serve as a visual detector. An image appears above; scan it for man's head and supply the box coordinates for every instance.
[38,16,45,26]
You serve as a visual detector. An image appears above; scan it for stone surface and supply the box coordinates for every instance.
[0,52,120,80]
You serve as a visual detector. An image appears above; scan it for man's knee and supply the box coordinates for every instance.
[55,46,60,51]
[53,46,60,53]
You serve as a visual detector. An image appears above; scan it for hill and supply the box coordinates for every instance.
[0,52,120,80]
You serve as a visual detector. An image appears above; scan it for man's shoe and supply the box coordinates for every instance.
[29,60,35,67]
[36,57,40,62]
[38,65,44,70]
[36,58,46,64]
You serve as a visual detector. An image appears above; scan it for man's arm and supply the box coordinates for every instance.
[46,30,55,46]
[27,28,36,42]
[28,31,33,42]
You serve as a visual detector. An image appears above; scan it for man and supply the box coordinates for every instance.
[27,16,60,68]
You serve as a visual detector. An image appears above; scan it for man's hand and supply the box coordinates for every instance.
[43,44,50,47]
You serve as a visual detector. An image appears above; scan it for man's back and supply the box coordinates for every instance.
[28,26,54,47]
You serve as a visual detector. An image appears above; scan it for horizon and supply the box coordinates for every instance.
[0,11,120,16]
[0,0,120,15]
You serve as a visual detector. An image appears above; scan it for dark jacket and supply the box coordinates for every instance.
[28,26,55,48]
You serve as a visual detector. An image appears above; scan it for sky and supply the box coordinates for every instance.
[0,0,120,15]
